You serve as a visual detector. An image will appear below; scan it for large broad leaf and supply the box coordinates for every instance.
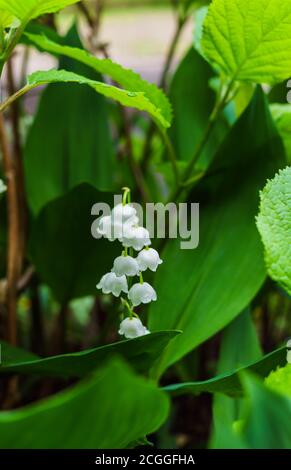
[0,358,169,449]
[271,104,291,163]
[163,345,286,397]
[169,46,228,168]
[0,10,15,28]
[149,87,285,376]
[256,166,291,295]
[24,26,116,215]
[0,331,179,377]
[0,0,79,24]
[213,373,291,449]
[29,183,120,303]
[25,32,172,128]
[211,309,262,448]
[202,0,291,85]
[26,68,170,129]
[241,374,291,448]
[0,341,38,364]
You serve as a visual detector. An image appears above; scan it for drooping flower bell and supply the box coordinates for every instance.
[112,255,140,277]
[122,225,151,251]
[137,248,163,272]
[128,282,157,307]
[118,317,149,339]
[97,272,128,297]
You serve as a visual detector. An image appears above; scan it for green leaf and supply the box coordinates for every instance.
[0,341,38,364]
[0,10,15,28]
[211,309,262,448]
[241,373,291,448]
[0,331,180,377]
[256,166,291,295]
[169,46,228,168]
[29,183,120,303]
[0,0,79,24]
[24,25,116,215]
[149,87,285,376]
[265,364,291,398]
[27,68,170,129]
[0,358,169,449]
[163,345,286,397]
[25,32,172,128]
[202,0,291,85]
[271,104,291,163]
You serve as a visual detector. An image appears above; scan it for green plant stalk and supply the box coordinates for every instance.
[168,79,235,203]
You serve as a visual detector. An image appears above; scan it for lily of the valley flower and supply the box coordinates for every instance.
[118,317,150,339]
[128,282,157,307]
[111,203,137,223]
[122,226,151,251]
[96,188,162,337]
[112,255,140,277]
[97,272,128,297]
[137,248,163,272]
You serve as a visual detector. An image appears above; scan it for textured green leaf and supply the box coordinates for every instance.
[24,25,116,215]
[25,32,172,127]
[0,10,15,28]
[163,346,286,396]
[0,358,169,449]
[27,68,170,129]
[149,88,285,376]
[211,309,262,448]
[256,166,291,295]
[0,0,79,23]
[29,184,120,303]
[202,0,291,85]
[271,104,291,163]
[0,331,180,377]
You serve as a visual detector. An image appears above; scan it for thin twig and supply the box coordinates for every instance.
[141,12,188,170]
[0,113,20,346]
[7,58,27,269]
[17,266,35,293]
[100,48,151,202]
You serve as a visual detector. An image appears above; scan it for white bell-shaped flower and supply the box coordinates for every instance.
[97,272,128,297]
[137,248,163,272]
[122,225,151,251]
[112,203,137,223]
[118,317,150,339]
[97,215,114,239]
[128,282,157,306]
[97,213,138,242]
[112,255,140,277]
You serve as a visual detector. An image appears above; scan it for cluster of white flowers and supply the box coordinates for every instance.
[96,189,162,339]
